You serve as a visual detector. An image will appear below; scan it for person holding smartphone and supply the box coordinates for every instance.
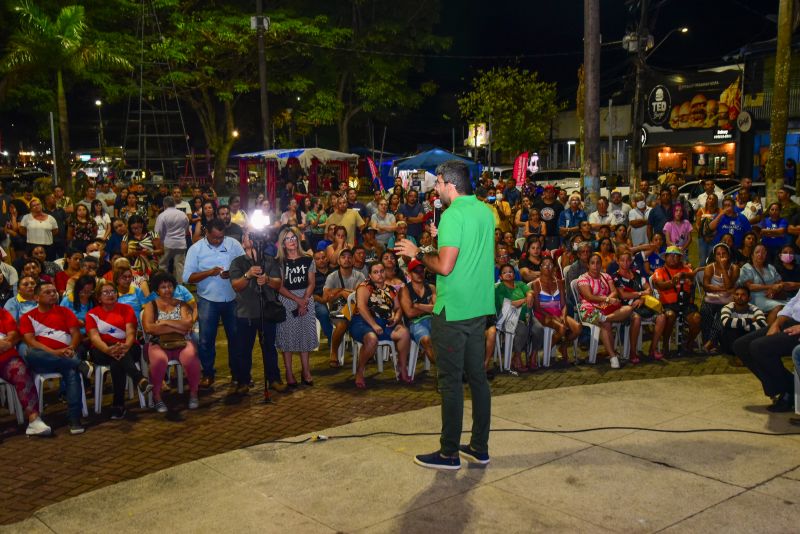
[183,218,244,388]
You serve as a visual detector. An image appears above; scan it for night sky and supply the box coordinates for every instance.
[2,0,784,158]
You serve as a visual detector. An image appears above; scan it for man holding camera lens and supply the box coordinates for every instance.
[229,233,286,397]
[652,246,702,354]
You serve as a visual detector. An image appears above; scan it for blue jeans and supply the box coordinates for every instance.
[24,349,82,420]
[197,297,238,379]
[233,317,280,384]
[698,239,713,267]
[315,301,333,342]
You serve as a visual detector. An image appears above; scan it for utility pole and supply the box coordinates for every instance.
[583,0,601,213]
[765,0,794,205]
[629,0,648,194]
[256,0,271,150]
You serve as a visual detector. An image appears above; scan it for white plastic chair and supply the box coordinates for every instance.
[346,292,398,379]
[794,368,799,415]
[408,340,431,380]
[539,327,557,367]
[570,279,601,364]
[140,311,185,404]
[0,377,24,425]
[34,372,89,418]
[93,364,146,415]
[493,329,515,371]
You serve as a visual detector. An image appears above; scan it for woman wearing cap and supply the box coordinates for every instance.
[351,261,411,388]
[700,243,739,353]
[576,253,635,369]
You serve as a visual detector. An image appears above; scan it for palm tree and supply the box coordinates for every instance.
[2,1,131,192]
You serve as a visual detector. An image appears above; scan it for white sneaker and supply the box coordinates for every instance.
[188,396,199,410]
[26,417,52,437]
[609,356,620,369]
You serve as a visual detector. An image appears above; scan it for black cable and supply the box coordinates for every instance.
[265,425,800,445]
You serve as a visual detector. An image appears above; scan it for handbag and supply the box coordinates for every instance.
[158,332,187,350]
[496,298,521,334]
[328,270,348,316]
[263,299,287,323]
[641,294,663,314]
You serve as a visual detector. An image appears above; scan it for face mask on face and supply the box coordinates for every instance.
[88,251,101,258]
[636,201,646,210]
[780,253,794,264]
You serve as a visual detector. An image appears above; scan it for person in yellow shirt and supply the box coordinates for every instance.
[485,187,512,233]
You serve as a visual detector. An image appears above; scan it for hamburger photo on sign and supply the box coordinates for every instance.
[663,75,741,131]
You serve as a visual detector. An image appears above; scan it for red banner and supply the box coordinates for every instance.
[513,152,529,186]
[366,157,383,191]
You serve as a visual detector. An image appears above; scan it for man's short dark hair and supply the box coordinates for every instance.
[779,186,792,195]
[207,218,226,233]
[352,245,366,254]
[735,284,751,296]
[436,160,473,195]
[80,256,99,267]
[33,280,55,295]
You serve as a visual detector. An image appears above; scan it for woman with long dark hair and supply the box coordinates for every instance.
[192,200,217,243]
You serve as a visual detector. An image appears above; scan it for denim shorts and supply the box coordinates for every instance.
[408,317,432,343]
[349,315,393,343]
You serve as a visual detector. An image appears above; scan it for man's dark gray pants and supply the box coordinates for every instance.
[432,309,491,456]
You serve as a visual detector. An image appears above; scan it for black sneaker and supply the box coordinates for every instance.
[766,393,794,413]
[69,419,86,435]
[110,406,127,420]
[458,444,490,465]
[413,451,461,470]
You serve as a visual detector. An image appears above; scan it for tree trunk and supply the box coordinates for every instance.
[765,0,794,205]
[583,0,601,214]
[56,69,72,196]
[338,114,350,153]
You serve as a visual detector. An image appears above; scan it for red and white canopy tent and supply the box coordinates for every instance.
[234,148,359,207]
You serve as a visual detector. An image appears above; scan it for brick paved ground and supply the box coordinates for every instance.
[0,330,759,525]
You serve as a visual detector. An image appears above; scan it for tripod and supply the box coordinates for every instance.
[250,231,278,403]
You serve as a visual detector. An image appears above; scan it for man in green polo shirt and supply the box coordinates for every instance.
[395,160,495,470]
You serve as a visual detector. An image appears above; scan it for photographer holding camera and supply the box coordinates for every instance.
[652,246,702,354]
[229,232,287,398]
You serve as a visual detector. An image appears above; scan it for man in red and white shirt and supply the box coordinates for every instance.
[20,281,91,434]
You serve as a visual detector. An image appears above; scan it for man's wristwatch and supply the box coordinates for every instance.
[415,251,425,262]
[243,273,251,280]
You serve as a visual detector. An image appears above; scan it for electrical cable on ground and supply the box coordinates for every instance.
[263,425,800,446]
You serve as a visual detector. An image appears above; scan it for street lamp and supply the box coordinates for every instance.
[628,26,689,191]
[232,129,240,138]
[647,27,689,58]
[95,99,105,160]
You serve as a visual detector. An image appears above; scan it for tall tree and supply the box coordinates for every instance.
[293,0,448,152]
[458,67,561,155]
[1,1,131,192]
[765,0,795,204]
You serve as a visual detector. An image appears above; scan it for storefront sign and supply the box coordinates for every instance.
[644,68,741,133]
[736,111,752,133]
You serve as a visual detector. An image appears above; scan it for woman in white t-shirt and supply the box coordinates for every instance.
[13,198,58,258]
[92,199,112,241]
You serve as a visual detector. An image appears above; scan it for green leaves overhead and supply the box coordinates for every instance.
[458,67,562,154]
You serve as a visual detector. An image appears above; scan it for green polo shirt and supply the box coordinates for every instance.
[434,195,495,321]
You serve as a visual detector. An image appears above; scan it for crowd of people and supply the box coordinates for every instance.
[2,168,799,438]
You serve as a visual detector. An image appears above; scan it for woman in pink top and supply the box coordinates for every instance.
[576,254,635,369]
[663,204,693,255]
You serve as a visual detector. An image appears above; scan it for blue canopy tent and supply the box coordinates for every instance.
[393,148,481,179]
